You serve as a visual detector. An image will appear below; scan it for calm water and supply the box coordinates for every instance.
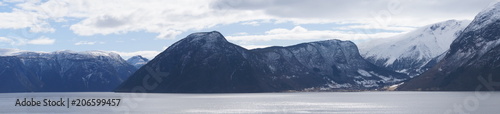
[1,92,499,113]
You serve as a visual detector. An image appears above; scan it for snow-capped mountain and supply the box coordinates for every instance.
[359,20,470,77]
[116,31,406,93]
[0,50,136,92]
[127,55,149,68]
[398,2,500,91]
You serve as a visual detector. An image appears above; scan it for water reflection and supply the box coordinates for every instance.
[0,92,499,113]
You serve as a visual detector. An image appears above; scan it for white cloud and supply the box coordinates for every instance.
[240,45,271,49]
[3,0,26,3]
[27,36,55,45]
[0,48,24,56]
[226,26,401,43]
[13,0,270,39]
[2,0,499,40]
[111,50,161,60]
[74,41,104,45]
[213,0,499,26]
[232,32,249,36]
[335,24,417,32]
[155,30,182,39]
[241,21,260,26]
[0,36,55,46]
[74,41,95,45]
[0,10,54,33]
[0,37,14,43]
[265,26,308,34]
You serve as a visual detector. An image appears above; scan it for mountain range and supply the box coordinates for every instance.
[115,31,406,93]
[359,20,470,77]
[398,3,500,91]
[0,51,136,92]
[127,55,150,68]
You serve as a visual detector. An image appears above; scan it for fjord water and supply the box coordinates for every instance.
[1,92,499,113]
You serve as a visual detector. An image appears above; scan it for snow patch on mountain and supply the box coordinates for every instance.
[358,20,470,76]
[0,49,136,92]
[469,2,500,31]
[0,48,25,56]
[126,55,149,68]
[357,69,372,77]
[398,2,500,91]
[452,2,500,59]
[360,20,470,66]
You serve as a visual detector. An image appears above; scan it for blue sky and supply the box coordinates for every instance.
[0,0,498,59]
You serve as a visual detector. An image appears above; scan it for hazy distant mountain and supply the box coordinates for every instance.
[116,31,406,93]
[399,3,500,91]
[0,50,136,92]
[359,20,470,77]
[127,55,149,68]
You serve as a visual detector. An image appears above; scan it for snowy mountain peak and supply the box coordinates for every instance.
[448,2,500,64]
[186,31,228,43]
[18,50,123,61]
[399,3,500,90]
[316,39,354,46]
[168,31,230,50]
[468,2,500,31]
[0,49,137,92]
[359,20,470,76]
[127,55,148,62]
[127,55,149,68]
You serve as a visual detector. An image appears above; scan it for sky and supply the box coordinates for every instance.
[0,0,499,59]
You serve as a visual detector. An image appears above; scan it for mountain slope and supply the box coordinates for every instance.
[116,31,406,93]
[127,55,149,68]
[359,20,470,76]
[398,3,500,91]
[251,40,406,89]
[0,56,42,92]
[0,50,136,92]
[116,31,276,93]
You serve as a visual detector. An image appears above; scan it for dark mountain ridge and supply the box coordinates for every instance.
[0,51,136,92]
[116,31,406,93]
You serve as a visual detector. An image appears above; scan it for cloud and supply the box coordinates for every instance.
[0,36,55,46]
[3,0,27,3]
[27,36,56,45]
[155,30,182,39]
[13,0,271,39]
[266,26,308,34]
[0,48,24,56]
[226,26,401,43]
[232,32,249,36]
[239,45,271,49]
[74,41,105,45]
[74,41,96,45]
[3,0,500,40]
[335,24,417,32]
[111,50,161,60]
[0,10,54,33]
[212,0,498,25]
[0,37,14,43]
[241,21,260,26]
